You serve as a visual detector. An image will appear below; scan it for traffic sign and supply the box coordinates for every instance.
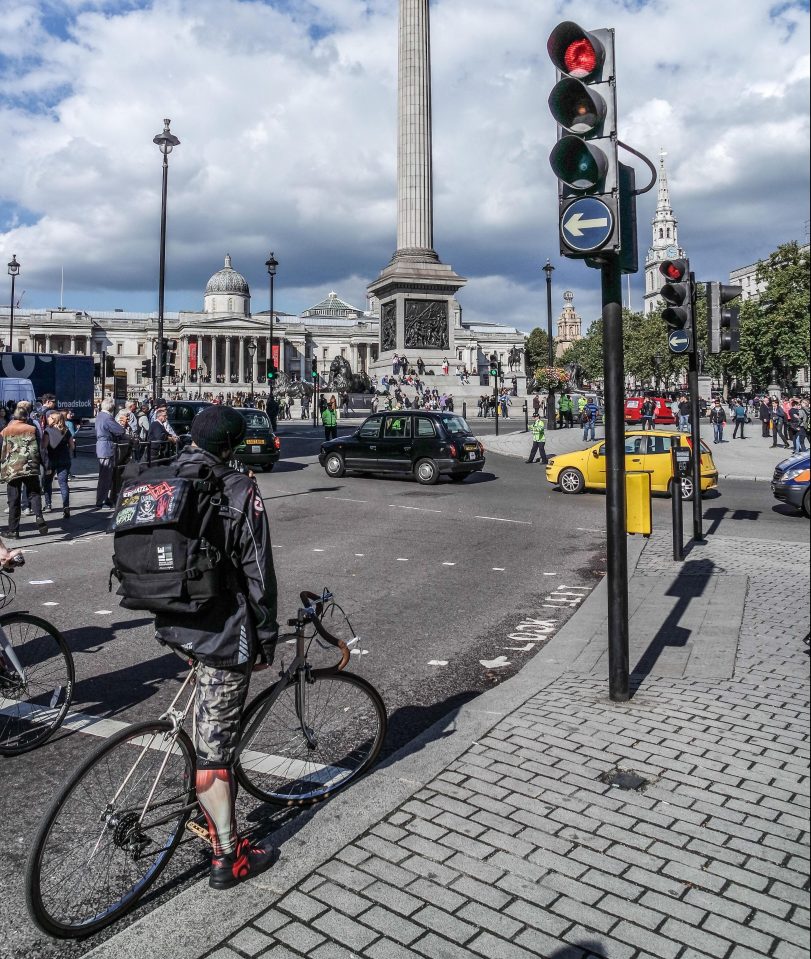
[668,329,692,354]
[560,197,614,253]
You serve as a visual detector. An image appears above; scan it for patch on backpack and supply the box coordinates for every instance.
[156,544,175,569]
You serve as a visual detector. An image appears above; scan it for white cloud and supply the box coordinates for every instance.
[0,0,808,333]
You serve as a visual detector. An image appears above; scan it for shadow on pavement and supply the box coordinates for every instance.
[267,461,308,474]
[376,690,479,767]
[629,557,715,696]
[703,505,763,535]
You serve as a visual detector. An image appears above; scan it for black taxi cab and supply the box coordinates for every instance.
[232,408,281,471]
[318,410,485,484]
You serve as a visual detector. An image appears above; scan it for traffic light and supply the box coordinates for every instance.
[267,363,276,383]
[489,353,498,377]
[659,258,695,355]
[93,360,101,379]
[161,338,177,377]
[547,21,620,261]
[311,358,318,379]
[707,282,742,354]
[105,355,115,377]
[141,359,153,378]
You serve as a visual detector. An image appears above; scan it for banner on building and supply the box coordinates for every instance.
[189,342,198,371]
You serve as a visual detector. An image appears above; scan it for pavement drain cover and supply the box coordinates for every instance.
[599,768,650,791]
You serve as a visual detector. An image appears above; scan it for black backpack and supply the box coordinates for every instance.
[109,460,227,615]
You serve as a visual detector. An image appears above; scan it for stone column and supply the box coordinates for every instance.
[397,0,434,257]
[211,336,218,382]
[238,337,245,383]
[225,336,232,384]
[70,336,76,354]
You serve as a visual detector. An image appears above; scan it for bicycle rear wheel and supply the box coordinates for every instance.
[0,613,74,756]
[26,721,195,939]
[236,671,386,806]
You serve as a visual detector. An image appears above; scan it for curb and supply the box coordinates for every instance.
[84,538,646,959]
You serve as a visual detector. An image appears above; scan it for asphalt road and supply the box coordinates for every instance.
[2,424,807,959]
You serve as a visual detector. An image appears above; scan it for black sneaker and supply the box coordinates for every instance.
[208,836,279,890]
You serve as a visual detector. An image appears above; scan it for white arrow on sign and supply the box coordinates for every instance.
[564,212,609,237]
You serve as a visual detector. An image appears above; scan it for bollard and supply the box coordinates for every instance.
[523,401,529,432]
[462,401,467,419]
[671,475,684,560]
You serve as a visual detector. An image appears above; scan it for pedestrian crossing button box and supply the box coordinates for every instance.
[672,446,691,478]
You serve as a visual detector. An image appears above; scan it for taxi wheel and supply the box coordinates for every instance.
[415,459,440,485]
[324,453,345,478]
[559,468,585,494]
[802,488,810,518]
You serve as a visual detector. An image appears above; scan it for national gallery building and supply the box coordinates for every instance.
[0,255,526,394]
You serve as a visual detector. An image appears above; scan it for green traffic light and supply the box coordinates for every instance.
[549,136,607,191]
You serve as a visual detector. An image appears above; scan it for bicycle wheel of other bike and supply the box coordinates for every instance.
[236,672,387,806]
[0,613,74,756]
[26,721,195,939]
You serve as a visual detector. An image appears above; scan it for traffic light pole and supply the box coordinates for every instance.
[101,349,107,401]
[688,350,703,541]
[601,256,630,703]
[493,374,499,436]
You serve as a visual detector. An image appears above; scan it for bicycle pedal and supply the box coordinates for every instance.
[185,819,212,845]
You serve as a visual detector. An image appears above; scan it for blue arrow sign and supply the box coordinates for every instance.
[668,329,692,354]
[560,197,614,253]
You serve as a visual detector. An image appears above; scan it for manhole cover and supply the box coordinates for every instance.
[599,768,650,791]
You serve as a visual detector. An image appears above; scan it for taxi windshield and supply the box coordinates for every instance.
[239,411,270,430]
[441,415,471,434]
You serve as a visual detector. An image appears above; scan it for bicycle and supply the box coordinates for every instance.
[0,565,75,757]
[26,588,387,939]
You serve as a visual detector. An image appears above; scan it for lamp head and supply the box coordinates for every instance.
[153,118,180,156]
[8,254,20,277]
[265,252,278,277]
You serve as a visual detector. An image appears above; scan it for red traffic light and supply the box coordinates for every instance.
[659,259,688,283]
[548,22,606,81]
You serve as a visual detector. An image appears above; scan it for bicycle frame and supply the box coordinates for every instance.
[0,624,26,683]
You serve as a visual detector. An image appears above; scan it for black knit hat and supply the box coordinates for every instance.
[191,406,246,456]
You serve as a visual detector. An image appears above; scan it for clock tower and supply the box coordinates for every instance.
[643,150,686,314]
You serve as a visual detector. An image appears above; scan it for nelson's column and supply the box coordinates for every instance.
[368,0,466,371]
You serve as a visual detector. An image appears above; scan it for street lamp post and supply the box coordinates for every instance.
[247,339,257,406]
[152,119,180,401]
[7,255,20,353]
[543,260,556,430]
[266,253,278,391]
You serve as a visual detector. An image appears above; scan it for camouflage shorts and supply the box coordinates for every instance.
[194,665,250,768]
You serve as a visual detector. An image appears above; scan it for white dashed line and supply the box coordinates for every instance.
[29,580,54,585]
[313,549,325,553]
[474,516,532,525]
[393,505,443,513]
[428,660,449,667]
[325,497,368,504]
[396,558,409,562]
[576,527,604,533]
[355,553,365,557]
[42,602,59,607]
[543,572,557,576]
[94,610,113,615]
[442,562,456,567]
[492,567,506,571]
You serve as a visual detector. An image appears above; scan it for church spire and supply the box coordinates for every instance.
[656,149,671,215]
[643,148,686,314]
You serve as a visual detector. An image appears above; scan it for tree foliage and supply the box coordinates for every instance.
[524,328,551,373]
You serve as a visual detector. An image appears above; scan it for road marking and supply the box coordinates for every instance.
[313,549,325,552]
[393,505,443,513]
[428,660,449,667]
[543,572,557,576]
[396,558,409,562]
[94,610,113,615]
[325,497,368,504]
[576,527,604,533]
[480,656,510,669]
[272,545,284,549]
[442,562,456,566]
[29,580,54,585]
[42,602,60,607]
[474,516,532,525]
[492,567,506,571]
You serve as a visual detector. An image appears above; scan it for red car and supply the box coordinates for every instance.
[624,396,676,426]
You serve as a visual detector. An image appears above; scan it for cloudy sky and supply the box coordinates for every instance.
[1,0,809,334]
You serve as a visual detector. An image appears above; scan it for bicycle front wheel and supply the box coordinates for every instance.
[26,721,195,939]
[0,613,74,756]
[236,671,387,806]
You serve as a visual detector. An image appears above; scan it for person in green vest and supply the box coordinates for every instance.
[321,395,339,440]
[526,413,548,464]
[558,393,572,429]
[577,394,587,418]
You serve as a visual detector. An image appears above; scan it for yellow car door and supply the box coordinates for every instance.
[641,433,673,491]
[625,434,647,479]
[585,442,607,487]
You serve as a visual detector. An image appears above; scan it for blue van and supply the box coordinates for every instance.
[771,451,810,517]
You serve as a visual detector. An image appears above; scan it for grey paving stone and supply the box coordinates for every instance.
[337,844,371,867]
[312,909,379,952]
[226,927,275,957]
[749,910,810,948]
[254,910,293,935]
[402,832,458,862]
[449,874,511,911]
[561,926,637,959]
[309,944,359,959]
[660,917,733,957]
[598,893,665,931]
[612,919,681,959]
[361,855,420,888]
[702,913,774,955]
[413,931,482,959]
[255,947,299,959]
[438,830,497,861]
[272,921,327,955]
[363,879,422,916]
[550,896,615,934]
[496,872,559,908]
[309,880,371,917]
[469,931,543,959]
[445,852,505,885]
[361,904,424,945]
[407,877,467,914]
[357,833,412,864]
[411,904,477,945]
[365,937,429,959]
[316,859,376,892]
[638,890,704,925]
[407,816,450,842]
[401,854,460,887]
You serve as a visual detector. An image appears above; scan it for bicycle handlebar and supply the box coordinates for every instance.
[298,589,350,671]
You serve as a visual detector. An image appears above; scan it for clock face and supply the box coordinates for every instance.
[665,245,678,257]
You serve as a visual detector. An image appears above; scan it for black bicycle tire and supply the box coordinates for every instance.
[236,671,387,807]
[0,612,75,756]
[26,720,195,939]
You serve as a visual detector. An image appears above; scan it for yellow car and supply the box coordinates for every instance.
[545,431,719,500]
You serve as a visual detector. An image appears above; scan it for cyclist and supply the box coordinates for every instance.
[154,405,280,889]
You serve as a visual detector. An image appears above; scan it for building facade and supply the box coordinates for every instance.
[0,254,525,395]
[555,291,582,358]
[643,150,686,315]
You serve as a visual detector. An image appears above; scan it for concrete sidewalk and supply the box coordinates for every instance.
[87,528,810,959]
[481,423,799,483]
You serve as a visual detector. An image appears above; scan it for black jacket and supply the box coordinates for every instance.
[155,447,279,670]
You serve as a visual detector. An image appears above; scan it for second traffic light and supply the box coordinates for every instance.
[311,358,318,380]
[547,21,620,260]
[707,282,742,353]
[659,258,695,355]
[160,338,177,377]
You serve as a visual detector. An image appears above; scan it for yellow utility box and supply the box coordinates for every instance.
[625,470,652,536]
